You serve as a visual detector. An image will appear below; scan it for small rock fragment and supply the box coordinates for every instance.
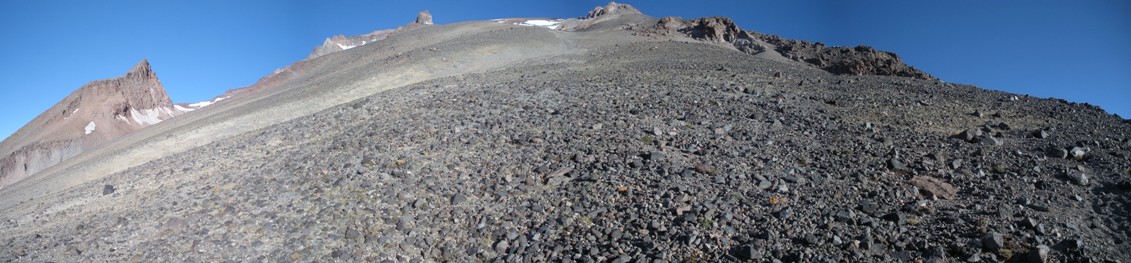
[1047,148,1068,159]
[859,200,879,214]
[909,176,959,199]
[883,212,906,225]
[957,128,982,142]
[1066,172,1090,186]
[776,207,792,219]
[451,193,466,205]
[1029,245,1050,262]
[494,240,509,254]
[1069,147,1086,160]
[674,205,692,216]
[734,245,758,260]
[889,159,907,171]
[694,163,711,174]
[978,135,1002,146]
[102,184,115,195]
[982,232,1004,250]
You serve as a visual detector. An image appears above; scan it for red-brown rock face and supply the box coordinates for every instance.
[0,59,180,188]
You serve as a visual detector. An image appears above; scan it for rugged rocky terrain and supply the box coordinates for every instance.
[639,16,933,79]
[2,2,1129,262]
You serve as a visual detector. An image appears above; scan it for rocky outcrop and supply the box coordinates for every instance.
[414,10,433,25]
[556,1,646,31]
[755,33,934,79]
[582,1,641,19]
[307,32,393,60]
[0,59,178,188]
[648,15,934,79]
[307,10,433,60]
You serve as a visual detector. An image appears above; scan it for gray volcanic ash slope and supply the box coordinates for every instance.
[2,2,1130,262]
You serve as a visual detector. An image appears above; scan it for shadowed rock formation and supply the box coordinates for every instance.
[650,16,934,79]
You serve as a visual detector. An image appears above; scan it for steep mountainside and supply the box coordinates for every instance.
[0,60,181,188]
[1,2,1128,262]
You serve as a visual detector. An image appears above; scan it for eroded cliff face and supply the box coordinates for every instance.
[0,59,179,188]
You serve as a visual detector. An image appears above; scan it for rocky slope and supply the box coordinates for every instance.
[1,2,1128,263]
[0,59,181,188]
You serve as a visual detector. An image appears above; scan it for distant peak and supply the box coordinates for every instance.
[127,58,153,77]
[584,1,641,19]
[415,10,433,25]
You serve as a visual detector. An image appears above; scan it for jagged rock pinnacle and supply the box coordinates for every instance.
[127,58,153,78]
[415,10,433,25]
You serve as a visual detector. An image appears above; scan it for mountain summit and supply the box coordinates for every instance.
[584,1,642,19]
[0,59,180,188]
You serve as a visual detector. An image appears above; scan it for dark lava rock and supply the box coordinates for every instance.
[1048,147,1069,159]
[888,159,907,171]
[1029,245,1050,262]
[451,193,466,205]
[859,200,880,214]
[1065,172,1090,186]
[957,128,982,143]
[733,244,759,260]
[982,232,1005,250]
[102,185,115,195]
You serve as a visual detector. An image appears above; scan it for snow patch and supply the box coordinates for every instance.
[84,122,96,135]
[516,19,562,29]
[116,114,129,123]
[188,100,214,108]
[181,96,229,112]
[72,108,79,115]
[129,107,164,126]
[336,42,357,50]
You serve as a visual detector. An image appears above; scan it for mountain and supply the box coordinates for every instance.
[1,2,1128,262]
[0,59,182,188]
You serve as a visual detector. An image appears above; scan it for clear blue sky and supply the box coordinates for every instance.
[2,1,1128,141]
